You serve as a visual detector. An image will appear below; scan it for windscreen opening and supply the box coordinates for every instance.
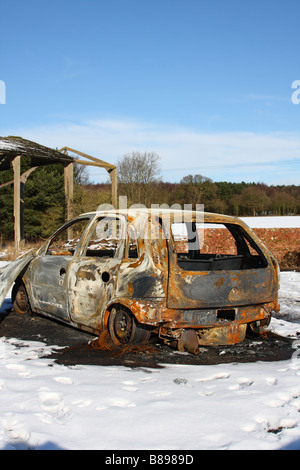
[171,222,268,271]
[46,218,90,256]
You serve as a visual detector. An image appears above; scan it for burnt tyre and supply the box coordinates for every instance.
[108,306,151,345]
[12,284,32,315]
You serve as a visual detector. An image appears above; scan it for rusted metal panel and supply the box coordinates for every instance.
[68,258,122,330]
[159,302,273,328]
[167,267,277,309]
[26,255,71,321]
[197,323,248,346]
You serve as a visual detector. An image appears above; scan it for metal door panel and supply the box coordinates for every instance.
[28,255,71,321]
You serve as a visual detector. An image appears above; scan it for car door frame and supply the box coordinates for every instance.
[25,215,93,322]
[67,213,127,331]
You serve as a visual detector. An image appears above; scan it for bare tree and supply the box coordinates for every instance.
[117,151,161,206]
[177,174,217,210]
[234,187,271,216]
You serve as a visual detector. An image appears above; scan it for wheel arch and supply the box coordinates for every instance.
[12,282,32,315]
[105,301,152,345]
[103,300,139,326]
[0,251,34,311]
[11,269,31,303]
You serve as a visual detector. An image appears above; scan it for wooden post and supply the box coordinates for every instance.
[64,162,74,221]
[64,162,74,240]
[109,167,118,208]
[19,167,38,248]
[12,156,21,254]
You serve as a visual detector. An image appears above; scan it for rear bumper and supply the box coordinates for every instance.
[158,300,279,350]
[111,297,279,349]
[161,300,279,329]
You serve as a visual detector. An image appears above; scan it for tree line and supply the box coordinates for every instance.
[0,151,299,242]
[93,179,300,216]
[98,152,300,217]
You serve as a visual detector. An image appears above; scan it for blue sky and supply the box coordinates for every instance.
[0,0,299,185]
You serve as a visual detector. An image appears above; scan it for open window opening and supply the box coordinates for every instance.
[85,217,123,258]
[46,218,90,256]
[127,224,139,259]
[171,222,268,272]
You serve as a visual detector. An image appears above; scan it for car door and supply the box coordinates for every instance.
[68,215,126,331]
[27,217,91,321]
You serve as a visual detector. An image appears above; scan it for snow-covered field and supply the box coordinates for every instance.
[0,270,298,451]
[240,216,300,228]
[0,216,299,451]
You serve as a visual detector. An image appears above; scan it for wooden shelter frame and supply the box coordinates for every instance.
[0,137,117,253]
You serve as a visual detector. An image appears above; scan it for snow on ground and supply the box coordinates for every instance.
[240,216,300,229]
[0,216,299,451]
[0,270,299,451]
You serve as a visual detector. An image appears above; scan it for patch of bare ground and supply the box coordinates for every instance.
[0,309,296,368]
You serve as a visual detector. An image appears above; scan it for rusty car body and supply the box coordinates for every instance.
[0,209,280,353]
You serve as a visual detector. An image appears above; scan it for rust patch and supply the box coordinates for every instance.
[214,277,224,289]
[198,324,247,345]
[128,252,145,268]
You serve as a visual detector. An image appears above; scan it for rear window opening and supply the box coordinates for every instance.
[171,222,268,272]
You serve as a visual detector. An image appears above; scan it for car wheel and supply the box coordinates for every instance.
[12,284,32,315]
[108,306,151,345]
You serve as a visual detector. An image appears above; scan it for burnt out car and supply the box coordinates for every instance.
[0,209,280,353]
